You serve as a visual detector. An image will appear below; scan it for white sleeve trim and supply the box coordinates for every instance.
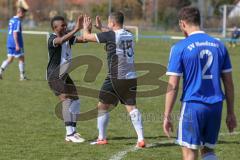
[222,68,232,73]
[166,72,183,76]
[95,34,100,43]
[13,21,20,32]
[53,38,58,47]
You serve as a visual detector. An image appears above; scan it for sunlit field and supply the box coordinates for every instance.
[0,31,239,160]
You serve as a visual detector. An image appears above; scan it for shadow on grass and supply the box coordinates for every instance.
[218,140,240,145]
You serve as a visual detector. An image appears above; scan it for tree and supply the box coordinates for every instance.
[157,0,191,29]
[112,0,143,19]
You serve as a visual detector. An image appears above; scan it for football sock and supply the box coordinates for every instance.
[202,153,218,160]
[129,108,144,142]
[62,99,74,135]
[69,99,80,132]
[18,62,25,77]
[97,109,109,140]
[1,60,10,72]
[65,126,73,136]
[71,122,77,133]
[70,99,80,121]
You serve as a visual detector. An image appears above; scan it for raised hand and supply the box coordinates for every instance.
[74,15,84,31]
[83,15,92,32]
[94,16,102,30]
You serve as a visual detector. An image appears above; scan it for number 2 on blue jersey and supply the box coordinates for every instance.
[200,49,213,79]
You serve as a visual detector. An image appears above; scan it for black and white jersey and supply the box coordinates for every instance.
[47,33,76,80]
[95,29,136,79]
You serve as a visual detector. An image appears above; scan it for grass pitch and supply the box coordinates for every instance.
[0,32,239,160]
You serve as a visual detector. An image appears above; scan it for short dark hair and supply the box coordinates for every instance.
[18,7,28,13]
[51,16,65,29]
[109,11,124,25]
[178,7,200,26]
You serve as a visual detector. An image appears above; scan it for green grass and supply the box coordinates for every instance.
[0,32,239,160]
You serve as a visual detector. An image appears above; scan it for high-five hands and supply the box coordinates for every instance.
[94,16,102,30]
[74,15,84,31]
[83,15,92,32]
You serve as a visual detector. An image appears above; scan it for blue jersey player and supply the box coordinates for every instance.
[0,7,28,80]
[163,7,237,160]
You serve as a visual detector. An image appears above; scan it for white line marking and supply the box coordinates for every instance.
[109,131,240,160]
[108,146,139,160]
[219,131,240,136]
[109,139,174,160]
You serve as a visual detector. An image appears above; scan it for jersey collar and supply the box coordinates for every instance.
[114,28,124,32]
[14,16,20,19]
[189,31,205,36]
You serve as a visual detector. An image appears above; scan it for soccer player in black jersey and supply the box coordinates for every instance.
[47,15,87,143]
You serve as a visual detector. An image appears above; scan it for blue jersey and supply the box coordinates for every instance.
[166,31,232,104]
[7,16,24,48]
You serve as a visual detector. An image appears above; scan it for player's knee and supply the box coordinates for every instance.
[182,148,198,160]
[97,102,110,110]
[18,56,25,62]
[7,57,14,63]
[58,94,69,101]
[125,105,136,113]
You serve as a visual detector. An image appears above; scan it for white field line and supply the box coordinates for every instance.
[219,131,240,136]
[109,131,240,160]
[108,139,174,160]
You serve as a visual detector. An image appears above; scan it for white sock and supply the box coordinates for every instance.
[1,60,10,72]
[129,108,144,142]
[202,153,218,160]
[72,126,76,133]
[19,62,25,77]
[66,126,73,136]
[97,110,109,140]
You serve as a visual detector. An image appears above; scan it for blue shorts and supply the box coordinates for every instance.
[176,101,223,149]
[7,47,24,58]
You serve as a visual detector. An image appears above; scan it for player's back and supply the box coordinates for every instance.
[114,29,136,79]
[98,29,136,79]
[7,16,23,48]
[167,32,232,104]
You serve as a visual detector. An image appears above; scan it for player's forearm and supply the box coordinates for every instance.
[164,85,178,118]
[222,72,235,114]
[55,29,79,45]
[13,32,19,47]
[226,85,234,115]
[100,26,110,32]
[225,81,234,114]
[164,76,180,118]
[75,36,88,43]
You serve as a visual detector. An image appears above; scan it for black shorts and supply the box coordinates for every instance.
[48,74,78,97]
[99,77,137,106]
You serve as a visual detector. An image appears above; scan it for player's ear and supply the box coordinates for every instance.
[182,21,187,29]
